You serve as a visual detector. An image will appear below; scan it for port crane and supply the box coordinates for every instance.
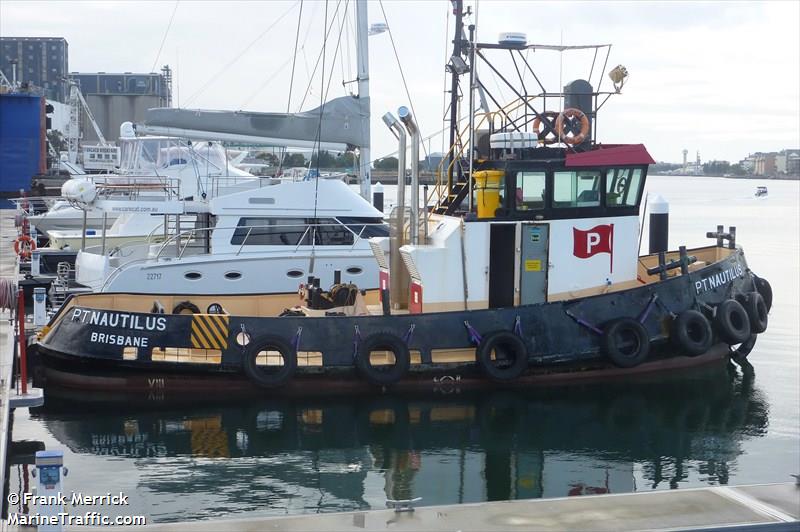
[66,80,110,164]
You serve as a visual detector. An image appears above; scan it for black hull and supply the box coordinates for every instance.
[37,246,765,394]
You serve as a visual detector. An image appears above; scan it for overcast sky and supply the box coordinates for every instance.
[2,0,798,163]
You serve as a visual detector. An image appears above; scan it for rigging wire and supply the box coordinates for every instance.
[183,1,299,106]
[309,0,330,274]
[287,0,305,113]
[378,0,429,160]
[238,55,295,108]
[296,0,344,112]
[440,4,450,156]
[150,0,180,73]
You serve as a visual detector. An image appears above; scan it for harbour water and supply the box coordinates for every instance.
[6,175,799,523]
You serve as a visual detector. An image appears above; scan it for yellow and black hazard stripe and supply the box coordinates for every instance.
[190,314,230,350]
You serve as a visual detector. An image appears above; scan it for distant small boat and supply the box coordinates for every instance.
[755,186,768,198]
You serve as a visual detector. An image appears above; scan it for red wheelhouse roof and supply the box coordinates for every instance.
[565,144,655,167]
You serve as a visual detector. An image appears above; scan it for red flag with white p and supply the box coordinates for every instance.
[573,224,614,272]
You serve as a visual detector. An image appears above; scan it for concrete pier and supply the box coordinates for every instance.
[70,482,798,531]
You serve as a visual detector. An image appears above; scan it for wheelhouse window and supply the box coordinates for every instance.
[553,170,601,208]
[606,168,643,207]
[514,171,546,211]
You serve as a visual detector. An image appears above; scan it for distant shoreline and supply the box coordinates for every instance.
[651,173,799,181]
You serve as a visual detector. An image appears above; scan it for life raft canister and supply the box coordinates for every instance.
[556,108,590,145]
[13,235,36,259]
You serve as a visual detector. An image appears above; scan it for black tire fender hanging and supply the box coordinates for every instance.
[172,301,201,314]
[737,291,768,334]
[602,318,650,368]
[671,309,713,357]
[242,335,297,389]
[714,299,751,345]
[355,332,411,386]
[476,331,529,382]
[754,277,773,312]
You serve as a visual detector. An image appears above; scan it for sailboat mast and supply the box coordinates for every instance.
[446,0,465,195]
[356,0,371,200]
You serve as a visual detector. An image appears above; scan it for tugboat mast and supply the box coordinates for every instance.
[446,0,467,195]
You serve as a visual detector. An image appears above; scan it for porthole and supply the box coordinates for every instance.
[224,271,242,280]
[184,271,202,280]
[346,266,363,275]
[287,269,304,279]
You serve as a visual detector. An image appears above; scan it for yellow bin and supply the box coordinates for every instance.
[473,170,504,218]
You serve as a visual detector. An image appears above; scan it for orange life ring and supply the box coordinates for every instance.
[556,108,590,145]
[13,235,36,259]
[532,111,560,145]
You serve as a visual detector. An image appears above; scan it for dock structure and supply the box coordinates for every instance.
[1,208,44,517]
[65,482,798,531]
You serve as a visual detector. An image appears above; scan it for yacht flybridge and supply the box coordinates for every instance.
[27,129,257,237]
[37,0,772,396]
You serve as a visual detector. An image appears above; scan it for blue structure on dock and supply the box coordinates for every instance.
[0,92,45,207]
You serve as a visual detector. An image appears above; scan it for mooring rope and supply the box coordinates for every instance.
[0,277,17,311]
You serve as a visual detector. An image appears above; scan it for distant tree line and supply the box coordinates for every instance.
[255,150,356,169]
[702,160,748,176]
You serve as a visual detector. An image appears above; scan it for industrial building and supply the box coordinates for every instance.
[0,37,69,102]
[71,68,172,142]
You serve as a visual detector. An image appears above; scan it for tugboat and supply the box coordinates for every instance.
[36,1,773,395]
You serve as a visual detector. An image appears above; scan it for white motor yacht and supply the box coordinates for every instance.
[75,177,388,295]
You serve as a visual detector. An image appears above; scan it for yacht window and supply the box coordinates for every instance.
[337,217,389,238]
[311,218,355,245]
[231,217,310,246]
[224,271,242,280]
[553,170,601,208]
[514,171,546,211]
[606,168,643,207]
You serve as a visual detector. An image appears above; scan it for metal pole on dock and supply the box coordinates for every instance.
[17,288,27,395]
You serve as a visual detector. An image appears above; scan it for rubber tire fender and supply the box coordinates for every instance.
[355,332,410,386]
[242,335,297,389]
[602,318,650,368]
[172,301,201,314]
[671,309,713,357]
[476,331,529,382]
[714,299,751,345]
[736,291,768,334]
[754,277,773,312]
[732,334,758,358]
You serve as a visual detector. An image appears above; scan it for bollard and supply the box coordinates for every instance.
[33,287,47,327]
[648,195,669,254]
[35,450,66,532]
[17,288,27,395]
[372,181,384,213]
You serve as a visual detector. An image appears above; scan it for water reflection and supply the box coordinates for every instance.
[26,362,767,521]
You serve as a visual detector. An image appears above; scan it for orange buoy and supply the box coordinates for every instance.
[556,108,590,145]
[532,111,560,144]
